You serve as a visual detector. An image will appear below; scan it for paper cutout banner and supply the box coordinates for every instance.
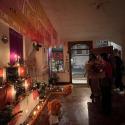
[0,0,59,47]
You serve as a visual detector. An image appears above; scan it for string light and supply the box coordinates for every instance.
[26,109,28,114]
[20,97,23,100]
[41,101,44,104]
[33,111,36,116]
[17,55,20,61]
[37,105,40,110]
[14,54,17,59]
[24,80,28,90]
[16,63,20,66]
[37,97,39,100]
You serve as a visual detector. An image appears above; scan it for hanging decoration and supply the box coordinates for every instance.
[51,28,58,47]
[0,0,59,46]
[44,30,52,47]
[1,34,8,44]
[32,43,42,51]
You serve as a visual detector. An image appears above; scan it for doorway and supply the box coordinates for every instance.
[68,41,92,84]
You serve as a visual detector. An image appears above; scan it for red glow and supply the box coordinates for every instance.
[32,90,39,100]
[4,85,15,104]
[26,77,33,88]
[19,67,26,77]
[0,68,3,77]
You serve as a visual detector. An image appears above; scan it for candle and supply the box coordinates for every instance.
[24,80,28,90]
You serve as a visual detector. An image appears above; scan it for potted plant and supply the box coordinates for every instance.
[49,72,59,85]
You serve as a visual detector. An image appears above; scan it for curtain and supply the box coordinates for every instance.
[9,28,23,64]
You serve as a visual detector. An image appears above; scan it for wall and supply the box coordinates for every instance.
[36,47,49,81]
[0,21,9,66]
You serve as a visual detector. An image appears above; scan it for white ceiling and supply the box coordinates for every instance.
[40,0,125,42]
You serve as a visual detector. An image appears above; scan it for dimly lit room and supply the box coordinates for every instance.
[0,0,125,125]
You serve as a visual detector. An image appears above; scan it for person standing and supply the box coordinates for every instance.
[85,53,99,102]
[113,49,124,94]
[100,53,113,115]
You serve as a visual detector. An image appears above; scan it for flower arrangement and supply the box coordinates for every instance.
[85,60,104,78]
[47,99,61,115]
[86,61,103,73]
[47,99,61,125]
[63,85,73,96]
[0,104,22,125]
[49,72,59,84]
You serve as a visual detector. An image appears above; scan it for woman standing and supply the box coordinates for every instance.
[85,53,101,103]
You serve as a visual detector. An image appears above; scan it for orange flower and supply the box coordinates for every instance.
[63,85,73,96]
[47,99,61,115]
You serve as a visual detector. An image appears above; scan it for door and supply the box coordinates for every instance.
[69,41,92,84]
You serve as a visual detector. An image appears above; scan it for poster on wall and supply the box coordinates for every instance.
[51,48,63,72]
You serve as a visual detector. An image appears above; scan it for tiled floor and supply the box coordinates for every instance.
[36,86,125,125]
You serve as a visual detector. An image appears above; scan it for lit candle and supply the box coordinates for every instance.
[37,105,40,110]
[24,80,28,90]
[37,97,39,100]
[17,63,20,66]
[3,68,6,81]
[11,85,16,99]
[14,54,18,62]
[17,55,20,62]
[18,66,25,77]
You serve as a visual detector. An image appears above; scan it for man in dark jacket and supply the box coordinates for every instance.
[114,49,124,94]
[114,56,124,93]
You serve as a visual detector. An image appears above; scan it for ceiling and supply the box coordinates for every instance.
[40,0,125,42]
